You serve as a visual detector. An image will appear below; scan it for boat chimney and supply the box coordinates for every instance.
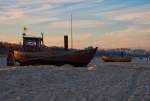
[64,35,68,51]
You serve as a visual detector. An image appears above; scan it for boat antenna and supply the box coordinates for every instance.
[71,14,73,49]
[41,32,44,46]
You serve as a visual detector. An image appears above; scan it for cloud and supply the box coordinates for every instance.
[75,32,92,39]
[49,20,107,29]
[0,0,85,11]
[25,16,61,25]
[0,0,149,49]
[44,32,93,48]
[143,29,150,33]
[97,25,150,49]
[0,9,24,21]
[99,6,150,25]
[0,0,95,26]
[0,0,85,21]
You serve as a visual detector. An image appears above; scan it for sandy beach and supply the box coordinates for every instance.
[0,58,150,101]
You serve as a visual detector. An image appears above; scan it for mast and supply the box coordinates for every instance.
[71,14,73,49]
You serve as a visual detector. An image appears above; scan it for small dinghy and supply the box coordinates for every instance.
[101,56,131,62]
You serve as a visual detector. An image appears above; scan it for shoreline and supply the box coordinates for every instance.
[0,58,150,101]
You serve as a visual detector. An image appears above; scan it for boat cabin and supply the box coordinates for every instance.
[22,33,44,52]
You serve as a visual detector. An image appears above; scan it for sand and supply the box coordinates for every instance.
[0,58,150,101]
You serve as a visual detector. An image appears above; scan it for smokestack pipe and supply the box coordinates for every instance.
[64,35,68,51]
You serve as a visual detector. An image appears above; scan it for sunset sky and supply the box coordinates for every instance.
[0,0,150,49]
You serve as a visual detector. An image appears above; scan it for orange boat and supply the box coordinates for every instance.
[101,56,131,62]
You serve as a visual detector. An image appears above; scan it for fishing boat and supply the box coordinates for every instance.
[13,33,97,67]
[101,55,131,62]
[13,15,97,66]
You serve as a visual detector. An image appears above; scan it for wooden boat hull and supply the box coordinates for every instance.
[101,56,131,62]
[14,47,97,67]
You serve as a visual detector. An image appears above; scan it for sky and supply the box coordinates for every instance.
[0,0,150,49]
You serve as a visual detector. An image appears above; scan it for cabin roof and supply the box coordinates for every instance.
[23,36,43,40]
